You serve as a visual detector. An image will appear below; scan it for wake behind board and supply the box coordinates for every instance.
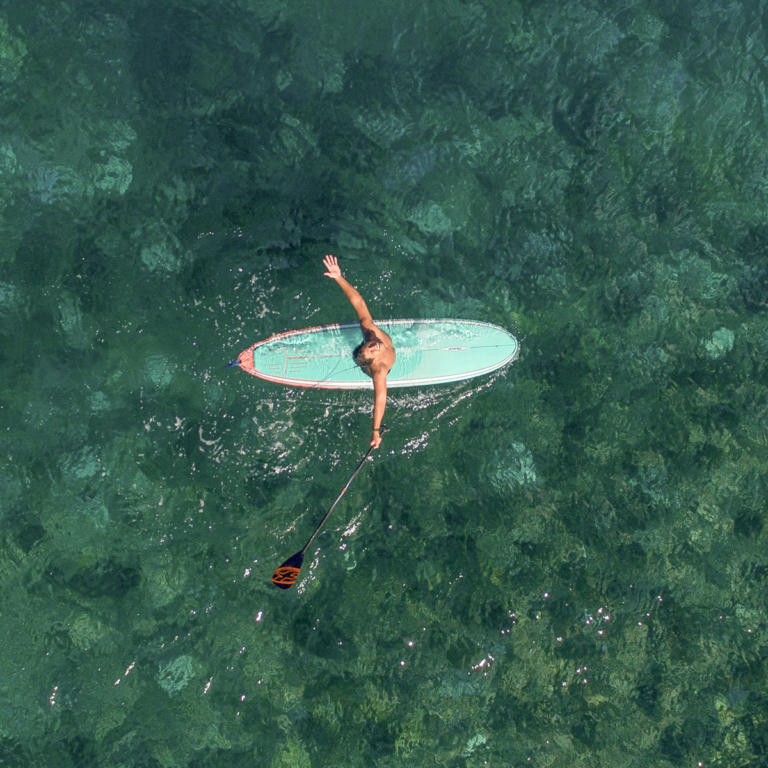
[236,319,519,389]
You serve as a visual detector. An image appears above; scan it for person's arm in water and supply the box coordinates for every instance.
[323,254,389,449]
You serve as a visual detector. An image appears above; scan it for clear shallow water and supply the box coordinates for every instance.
[2,0,768,765]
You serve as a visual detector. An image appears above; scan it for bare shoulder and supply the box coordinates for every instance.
[366,320,393,346]
[374,338,396,375]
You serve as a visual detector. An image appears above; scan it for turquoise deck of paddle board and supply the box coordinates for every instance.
[238,319,519,389]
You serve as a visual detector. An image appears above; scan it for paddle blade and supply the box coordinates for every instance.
[272,551,305,590]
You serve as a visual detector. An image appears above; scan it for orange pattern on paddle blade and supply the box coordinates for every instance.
[272,566,301,589]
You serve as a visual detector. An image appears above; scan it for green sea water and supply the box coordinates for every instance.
[2,0,768,765]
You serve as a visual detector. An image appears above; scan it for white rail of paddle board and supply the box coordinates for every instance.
[237,319,519,390]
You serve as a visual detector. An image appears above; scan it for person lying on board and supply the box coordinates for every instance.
[323,254,396,449]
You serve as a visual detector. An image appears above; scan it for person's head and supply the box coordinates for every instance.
[353,338,382,375]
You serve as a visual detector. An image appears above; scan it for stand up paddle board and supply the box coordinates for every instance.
[235,319,518,389]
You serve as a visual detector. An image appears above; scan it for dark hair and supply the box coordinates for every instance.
[353,341,366,365]
[353,340,378,376]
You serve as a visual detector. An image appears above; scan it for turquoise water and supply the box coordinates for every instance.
[2,0,768,765]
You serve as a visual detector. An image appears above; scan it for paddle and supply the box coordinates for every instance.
[271,443,379,589]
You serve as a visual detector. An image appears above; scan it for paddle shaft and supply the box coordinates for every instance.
[272,434,386,588]
[300,444,375,555]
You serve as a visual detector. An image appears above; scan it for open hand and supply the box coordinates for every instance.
[323,254,341,279]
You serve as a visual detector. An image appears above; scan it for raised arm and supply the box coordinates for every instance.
[323,254,374,328]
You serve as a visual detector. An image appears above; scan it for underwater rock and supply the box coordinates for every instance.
[407,201,453,238]
[464,733,488,757]
[353,109,412,148]
[139,221,190,272]
[60,447,101,487]
[704,327,734,359]
[92,155,132,195]
[78,497,110,530]
[19,125,133,209]
[0,142,17,174]
[630,458,680,508]
[272,739,311,768]
[69,614,110,651]
[486,442,537,490]
[143,354,174,388]
[0,281,20,315]
[0,19,27,83]
[57,296,90,349]
[438,669,489,700]
[143,553,189,608]
[277,113,318,166]
[659,251,736,303]
[89,392,110,412]
[157,655,196,696]
[27,167,62,205]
